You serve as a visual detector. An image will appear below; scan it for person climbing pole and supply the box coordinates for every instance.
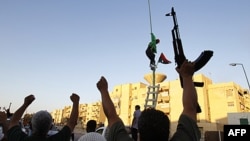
[146,33,160,69]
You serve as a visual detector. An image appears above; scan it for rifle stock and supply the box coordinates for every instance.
[167,7,213,113]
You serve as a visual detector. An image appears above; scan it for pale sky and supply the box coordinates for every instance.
[1,0,249,114]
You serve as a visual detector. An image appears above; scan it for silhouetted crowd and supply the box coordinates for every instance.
[1,61,200,141]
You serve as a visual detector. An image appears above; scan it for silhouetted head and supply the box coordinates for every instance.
[86,120,97,133]
[156,39,160,44]
[135,105,140,110]
[31,110,52,136]
[138,108,170,141]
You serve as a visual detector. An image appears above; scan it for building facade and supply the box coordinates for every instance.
[51,73,250,139]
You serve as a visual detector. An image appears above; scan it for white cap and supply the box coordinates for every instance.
[77,132,106,141]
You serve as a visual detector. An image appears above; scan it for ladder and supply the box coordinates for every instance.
[144,84,160,109]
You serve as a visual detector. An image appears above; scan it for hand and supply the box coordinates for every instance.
[70,93,80,103]
[176,60,194,78]
[96,76,108,92]
[24,95,35,106]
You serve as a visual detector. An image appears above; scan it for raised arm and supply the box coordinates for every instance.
[8,95,35,129]
[96,76,120,127]
[176,60,197,121]
[66,93,80,132]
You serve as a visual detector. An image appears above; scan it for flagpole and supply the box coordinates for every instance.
[148,0,155,106]
[148,0,153,34]
[152,65,156,106]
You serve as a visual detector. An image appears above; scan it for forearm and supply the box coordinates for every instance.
[100,89,119,126]
[9,104,29,129]
[182,76,197,120]
[67,102,79,131]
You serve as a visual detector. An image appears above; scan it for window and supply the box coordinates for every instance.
[226,89,233,98]
[240,118,249,125]
[161,91,169,96]
[227,102,234,107]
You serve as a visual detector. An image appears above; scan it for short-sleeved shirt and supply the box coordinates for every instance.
[108,120,133,141]
[170,114,201,141]
[132,110,141,129]
[7,125,71,141]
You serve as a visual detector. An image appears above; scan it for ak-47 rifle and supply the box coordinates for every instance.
[166,7,213,113]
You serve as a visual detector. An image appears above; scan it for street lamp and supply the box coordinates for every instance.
[229,63,250,90]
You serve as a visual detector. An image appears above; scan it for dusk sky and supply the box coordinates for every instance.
[1,0,249,113]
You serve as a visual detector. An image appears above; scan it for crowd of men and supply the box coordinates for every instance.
[1,60,200,141]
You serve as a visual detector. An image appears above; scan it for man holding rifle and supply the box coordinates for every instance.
[96,60,201,141]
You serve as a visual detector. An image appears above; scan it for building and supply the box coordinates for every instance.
[228,112,250,125]
[84,101,105,128]
[51,73,250,140]
[50,109,62,124]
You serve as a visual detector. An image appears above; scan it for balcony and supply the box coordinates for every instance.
[156,104,170,113]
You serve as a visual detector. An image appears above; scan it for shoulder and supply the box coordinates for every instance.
[47,126,72,140]
[7,125,22,134]
[56,126,71,136]
[108,121,133,141]
[61,125,71,132]
[135,110,141,116]
[178,114,197,125]
[7,125,27,141]
[170,114,200,141]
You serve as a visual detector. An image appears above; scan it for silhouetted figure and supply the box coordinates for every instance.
[131,105,141,141]
[7,93,79,141]
[77,120,106,141]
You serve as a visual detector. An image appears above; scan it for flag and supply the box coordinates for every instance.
[158,53,171,64]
